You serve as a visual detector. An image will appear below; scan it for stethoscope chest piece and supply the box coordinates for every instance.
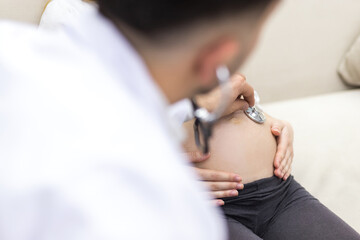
[245,106,266,124]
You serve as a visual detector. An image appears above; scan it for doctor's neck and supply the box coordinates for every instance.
[98,0,279,104]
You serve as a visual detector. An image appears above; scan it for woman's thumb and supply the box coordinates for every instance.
[271,125,282,136]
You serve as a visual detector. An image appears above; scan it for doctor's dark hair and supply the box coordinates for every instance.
[97,0,275,36]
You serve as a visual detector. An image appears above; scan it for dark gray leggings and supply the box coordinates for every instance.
[221,176,360,240]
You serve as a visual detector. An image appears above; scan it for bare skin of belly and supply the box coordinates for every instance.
[183,110,277,184]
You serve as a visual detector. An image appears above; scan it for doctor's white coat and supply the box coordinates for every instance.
[0,7,226,240]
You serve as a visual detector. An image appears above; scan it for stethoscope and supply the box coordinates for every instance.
[191,66,265,154]
[244,90,266,124]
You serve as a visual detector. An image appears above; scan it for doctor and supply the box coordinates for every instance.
[0,0,278,239]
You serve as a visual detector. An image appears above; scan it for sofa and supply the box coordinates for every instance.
[1,0,359,233]
[242,0,360,233]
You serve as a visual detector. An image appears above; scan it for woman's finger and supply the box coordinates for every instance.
[194,167,242,182]
[204,181,244,191]
[274,149,290,178]
[274,167,283,178]
[212,199,225,206]
[279,149,292,177]
[271,128,281,137]
[275,151,291,179]
[281,150,293,173]
[283,166,292,181]
[185,152,210,163]
[282,154,293,180]
[273,128,290,168]
[212,189,239,199]
[274,148,286,169]
[273,143,287,169]
[271,121,284,137]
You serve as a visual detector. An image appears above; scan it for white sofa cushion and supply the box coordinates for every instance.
[262,89,360,232]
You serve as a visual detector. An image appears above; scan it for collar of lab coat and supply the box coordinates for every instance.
[63,8,185,142]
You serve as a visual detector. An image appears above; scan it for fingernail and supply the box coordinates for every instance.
[234,175,241,182]
[230,190,238,196]
[217,200,224,206]
[236,184,244,190]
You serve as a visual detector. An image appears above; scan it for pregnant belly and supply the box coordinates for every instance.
[184,110,277,184]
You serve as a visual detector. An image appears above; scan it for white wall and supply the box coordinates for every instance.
[240,0,360,103]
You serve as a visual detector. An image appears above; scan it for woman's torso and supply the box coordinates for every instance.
[183,110,277,184]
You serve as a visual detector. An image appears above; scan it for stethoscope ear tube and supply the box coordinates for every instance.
[193,65,232,123]
[191,65,232,154]
[193,117,212,154]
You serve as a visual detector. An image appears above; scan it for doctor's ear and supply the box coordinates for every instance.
[195,38,240,87]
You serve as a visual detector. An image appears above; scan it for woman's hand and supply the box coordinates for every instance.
[186,152,244,206]
[270,119,294,180]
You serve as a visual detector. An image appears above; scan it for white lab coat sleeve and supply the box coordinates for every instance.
[0,82,217,239]
[168,99,194,126]
[0,160,179,239]
[39,0,96,30]
[0,14,226,239]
